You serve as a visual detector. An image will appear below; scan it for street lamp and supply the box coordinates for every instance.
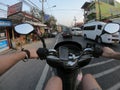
[74,16,77,26]
[45,5,56,10]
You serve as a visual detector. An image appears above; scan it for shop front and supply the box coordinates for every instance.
[0,19,12,52]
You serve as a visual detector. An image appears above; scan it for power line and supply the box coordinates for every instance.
[26,0,41,10]
[18,0,34,8]
[51,9,80,11]
[0,2,9,7]
[18,0,41,11]
[0,8,7,12]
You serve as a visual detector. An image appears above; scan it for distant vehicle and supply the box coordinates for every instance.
[62,28,72,38]
[82,21,120,44]
[71,27,82,36]
[51,31,58,37]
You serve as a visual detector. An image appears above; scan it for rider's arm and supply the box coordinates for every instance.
[0,48,38,75]
[102,47,120,60]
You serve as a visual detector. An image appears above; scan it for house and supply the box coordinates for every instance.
[81,0,120,23]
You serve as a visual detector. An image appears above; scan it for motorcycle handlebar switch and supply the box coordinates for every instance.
[93,46,103,58]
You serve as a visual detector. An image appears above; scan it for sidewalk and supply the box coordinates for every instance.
[0,41,42,55]
[0,38,55,55]
[0,49,17,55]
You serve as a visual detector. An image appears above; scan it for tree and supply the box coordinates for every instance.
[44,15,57,31]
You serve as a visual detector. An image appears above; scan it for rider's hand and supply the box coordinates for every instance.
[27,48,38,59]
[102,47,116,58]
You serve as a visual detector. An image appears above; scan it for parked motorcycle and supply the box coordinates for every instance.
[14,22,120,90]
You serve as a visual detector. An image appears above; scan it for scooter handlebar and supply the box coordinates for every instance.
[93,45,103,58]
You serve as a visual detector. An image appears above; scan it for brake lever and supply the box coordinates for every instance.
[80,48,93,57]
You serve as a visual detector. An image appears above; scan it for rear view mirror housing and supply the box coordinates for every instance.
[104,23,120,34]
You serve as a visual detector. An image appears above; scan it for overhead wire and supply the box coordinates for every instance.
[18,0,33,8]
[45,1,53,15]
[18,0,41,11]
[26,0,41,10]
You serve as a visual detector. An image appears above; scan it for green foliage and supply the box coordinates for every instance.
[44,15,57,31]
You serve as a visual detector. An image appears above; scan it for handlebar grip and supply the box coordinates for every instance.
[93,46,103,58]
[37,48,49,60]
[47,56,63,68]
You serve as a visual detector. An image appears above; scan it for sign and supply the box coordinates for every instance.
[0,39,8,49]
[44,14,50,21]
[7,2,22,16]
[0,19,12,27]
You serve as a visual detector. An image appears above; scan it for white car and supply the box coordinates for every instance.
[71,27,82,36]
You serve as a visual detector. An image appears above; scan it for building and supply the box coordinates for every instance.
[7,2,46,48]
[0,3,13,52]
[81,0,120,23]
[0,19,12,52]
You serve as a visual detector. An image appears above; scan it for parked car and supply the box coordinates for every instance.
[82,21,119,44]
[51,31,58,37]
[71,27,82,36]
[62,28,72,38]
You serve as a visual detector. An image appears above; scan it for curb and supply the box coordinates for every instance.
[0,49,17,55]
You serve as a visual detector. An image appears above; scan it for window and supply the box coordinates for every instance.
[0,27,6,39]
[97,25,102,30]
[83,25,96,30]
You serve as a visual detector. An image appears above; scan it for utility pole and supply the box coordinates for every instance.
[39,0,46,23]
[98,0,102,21]
[74,16,77,27]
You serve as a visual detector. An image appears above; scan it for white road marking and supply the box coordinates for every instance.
[54,34,60,46]
[93,65,120,78]
[35,64,49,90]
[83,59,114,69]
[107,82,120,90]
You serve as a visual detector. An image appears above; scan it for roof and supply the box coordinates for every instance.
[25,21,47,27]
[84,21,106,26]
[81,2,91,9]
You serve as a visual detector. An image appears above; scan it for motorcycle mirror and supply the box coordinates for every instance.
[104,23,120,34]
[15,23,34,34]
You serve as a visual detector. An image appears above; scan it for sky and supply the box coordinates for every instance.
[0,0,120,26]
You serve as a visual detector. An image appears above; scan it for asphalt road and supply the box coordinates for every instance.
[1,35,120,90]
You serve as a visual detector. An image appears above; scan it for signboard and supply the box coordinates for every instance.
[0,39,8,49]
[7,2,22,16]
[44,14,50,21]
[0,19,12,27]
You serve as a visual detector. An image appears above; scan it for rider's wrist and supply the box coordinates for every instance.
[21,49,30,62]
[111,52,119,59]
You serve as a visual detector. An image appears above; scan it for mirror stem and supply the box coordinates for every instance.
[33,30,46,48]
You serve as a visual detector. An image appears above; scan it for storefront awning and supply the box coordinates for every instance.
[0,19,12,27]
[25,21,47,27]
